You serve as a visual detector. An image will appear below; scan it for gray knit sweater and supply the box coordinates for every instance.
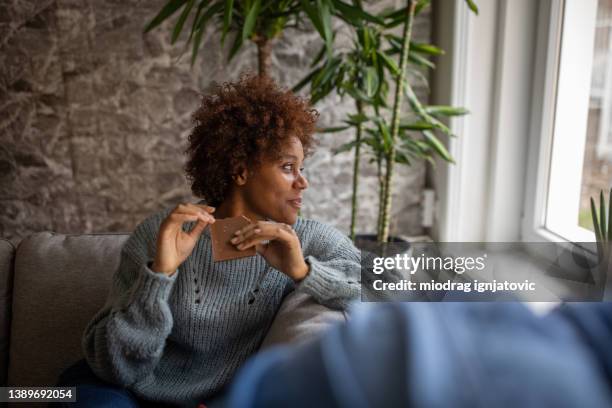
[82,205,361,406]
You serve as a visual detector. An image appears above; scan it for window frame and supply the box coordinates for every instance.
[522,0,598,244]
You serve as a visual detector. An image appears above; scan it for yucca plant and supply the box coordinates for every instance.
[293,22,391,240]
[296,0,476,242]
[591,188,612,263]
[144,0,383,77]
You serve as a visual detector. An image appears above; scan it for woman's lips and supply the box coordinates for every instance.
[288,198,302,209]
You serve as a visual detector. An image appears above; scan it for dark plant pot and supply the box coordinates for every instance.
[354,233,410,252]
[355,234,412,301]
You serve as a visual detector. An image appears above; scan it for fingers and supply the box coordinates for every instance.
[232,231,273,250]
[167,212,208,225]
[195,204,216,213]
[233,221,292,238]
[236,237,268,251]
[165,210,213,241]
[172,203,216,224]
[187,218,208,240]
[231,221,294,250]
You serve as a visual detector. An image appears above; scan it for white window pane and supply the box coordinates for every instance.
[579,0,612,234]
[546,0,597,242]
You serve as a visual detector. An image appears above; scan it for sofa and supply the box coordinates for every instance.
[0,232,346,392]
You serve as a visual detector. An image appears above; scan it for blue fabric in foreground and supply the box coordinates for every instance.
[219,302,612,408]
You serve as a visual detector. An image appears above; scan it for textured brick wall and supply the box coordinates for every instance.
[0,0,431,246]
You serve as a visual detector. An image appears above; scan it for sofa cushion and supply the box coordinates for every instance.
[259,291,347,350]
[8,232,128,387]
[0,238,15,386]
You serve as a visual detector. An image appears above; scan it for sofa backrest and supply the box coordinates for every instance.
[0,238,15,386]
[5,231,348,389]
[7,232,128,387]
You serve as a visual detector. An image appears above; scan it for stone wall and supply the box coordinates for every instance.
[0,0,431,246]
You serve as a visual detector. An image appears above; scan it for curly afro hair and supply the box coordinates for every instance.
[184,72,319,207]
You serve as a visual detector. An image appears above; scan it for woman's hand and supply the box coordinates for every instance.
[231,221,309,281]
[152,203,216,277]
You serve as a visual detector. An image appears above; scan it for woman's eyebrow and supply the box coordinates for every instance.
[280,154,299,160]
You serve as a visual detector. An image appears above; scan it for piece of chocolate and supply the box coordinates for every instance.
[210,215,256,262]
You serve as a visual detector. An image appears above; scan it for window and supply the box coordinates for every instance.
[434,0,603,244]
[525,0,606,243]
[580,0,612,232]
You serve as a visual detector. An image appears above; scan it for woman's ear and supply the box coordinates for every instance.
[233,165,248,186]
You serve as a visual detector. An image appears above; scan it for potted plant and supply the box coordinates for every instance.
[144,0,383,77]
[590,188,612,299]
[295,0,478,244]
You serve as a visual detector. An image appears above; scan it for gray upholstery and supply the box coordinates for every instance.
[260,291,347,350]
[8,232,128,387]
[4,231,345,388]
[0,238,15,386]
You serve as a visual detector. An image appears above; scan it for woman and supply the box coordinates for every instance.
[56,72,361,407]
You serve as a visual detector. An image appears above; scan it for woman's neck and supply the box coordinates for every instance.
[214,197,264,222]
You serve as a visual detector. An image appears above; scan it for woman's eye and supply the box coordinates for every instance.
[282,164,294,171]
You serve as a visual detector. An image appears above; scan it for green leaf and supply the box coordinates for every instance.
[292,66,322,92]
[404,82,453,136]
[423,130,454,163]
[377,6,398,19]
[312,57,341,90]
[319,0,334,57]
[374,53,385,96]
[415,0,431,15]
[387,36,443,58]
[335,63,347,90]
[144,0,188,33]
[409,52,435,69]
[187,1,208,44]
[242,0,261,41]
[376,119,392,153]
[394,150,411,165]
[425,106,469,117]
[465,0,479,15]
[360,26,371,52]
[172,0,195,44]
[377,51,400,76]
[608,187,612,242]
[318,125,351,133]
[333,139,361,154]
[399,120,434,130]
[190,2,225,66]
[310,44,327,68]
[300,0,325,38]
[364,66,379,98]
[411,42,444,56]
[331,0,385,26]
[601,190,607,243]
[384,6,407,28]
[345,85,374,104]
[592,197,604,258]
[196,1,224,30]
[345,112,369,125]
[407,66,430,90]
[222,0,235,45]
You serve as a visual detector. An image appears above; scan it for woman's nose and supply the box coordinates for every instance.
[295,172,308,190]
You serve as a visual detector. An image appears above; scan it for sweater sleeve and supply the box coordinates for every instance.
[294,222,361,310]
[81,218,178,387]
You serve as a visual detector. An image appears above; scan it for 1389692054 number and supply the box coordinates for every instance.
[1,387,76,402]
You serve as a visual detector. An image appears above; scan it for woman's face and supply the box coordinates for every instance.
[242,136,309,225]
